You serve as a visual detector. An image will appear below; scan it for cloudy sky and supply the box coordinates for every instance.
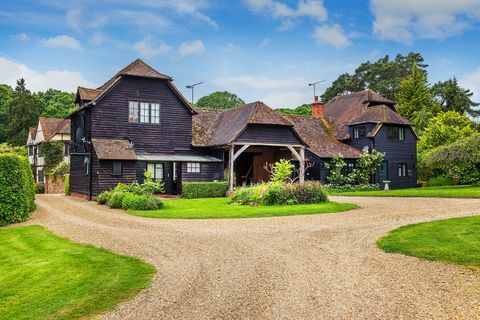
[1,0,480,108]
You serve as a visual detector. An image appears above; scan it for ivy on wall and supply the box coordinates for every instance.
[39,142,64,172]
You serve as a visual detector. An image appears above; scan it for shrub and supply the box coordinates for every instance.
[427,176,455,186]
[121,193,164,210]
[50,160,70,177]
[107,191,127,209]
[182,181,228,199]
[35,183,45,194]
[97,190,114,205]
[141,170,165,194]
[0,154,35,226]
[324,183,380,193]
[270,159,295,183]
[113,182,143,195]
[39,142,64,171]
[64,173,70,195]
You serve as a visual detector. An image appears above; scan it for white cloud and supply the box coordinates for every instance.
[313,24,350,49]
[42,35,82,51]
[0,56,94,92]
[66,9,82,30]
[114,10,171,30]
[261,90,312,108]
[134,36,172,58]
[178,40,206,57]
[370,0,480,43]
[9,33,29,41]
[461,67,480,101]
[89,33,104,46]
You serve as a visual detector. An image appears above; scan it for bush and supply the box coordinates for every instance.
[64,174,70,195]
[427,176,455,186]
[142,170,165,194]
[97,190,114,205]
[231,181,327,206]
[324,183,380,193]
[107,191,127,209]
[35,183,45,194]
[121,193,164,210]
[113,182,144,195]
[182,181,228,199]
[50,160,70,177]
[0,154,35,226]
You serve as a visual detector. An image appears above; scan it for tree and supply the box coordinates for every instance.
[0,84,14,143]
[6,79,38,146]
[195,91,245,109]
[321,52,427,102]
[351,149,384,185]
[36,89,76,118]
[396,64,440,127]
[432,77,480,117]
[276,104,311,115]
[417,111,477,159]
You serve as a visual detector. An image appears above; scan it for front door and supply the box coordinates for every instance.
[379,161,388,182]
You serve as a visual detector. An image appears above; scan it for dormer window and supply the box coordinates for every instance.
[387,127,405,141]
[129,101,160,124]
[353,126,366,139]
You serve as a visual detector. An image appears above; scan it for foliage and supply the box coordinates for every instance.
[269,159,295,183]
[195,91,245,109]
[324,154,353,185]
[107,191,127,209]
[0,154,35,225]
[121,193,164,210]
[395,64,440,128]
[426,176,455,187]
[0,143,27,156]
[39,142,64,171]
[417,111,477,159]
[432,77,480,117]
[324,183,380,193]
[377,216,480,266]
[182,181,228,199]
[6,79,39,146]
[0,225,155,320]
[112,182,144,195]
[0,84,14,143]
[35,89,76,118]
[276,104,312,115]
[231,181,327,206]
[424,133,480,168]
[322,53,427,102]
[35,182,45,194]
[97,190,114,205]
[64,173,70,195]
[50,160,70,177]
[141,169,164,194]
[352,150,385,184]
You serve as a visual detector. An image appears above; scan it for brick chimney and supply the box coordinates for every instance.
[311,96,324,117]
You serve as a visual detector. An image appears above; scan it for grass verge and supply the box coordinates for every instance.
[127,197,358,219]
[0,225,155,320]
[377,216,480,266]
[328,185,480,198]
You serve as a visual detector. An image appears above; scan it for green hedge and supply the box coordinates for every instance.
[182,181,228,199]
[64,173,70,195]
[0,154,35,226]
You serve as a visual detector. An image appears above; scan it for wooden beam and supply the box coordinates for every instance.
[299,146,305,184]
[233,144,250,161]
[286,145,301,161]
[228,145,234,192]
[234,142,304,148]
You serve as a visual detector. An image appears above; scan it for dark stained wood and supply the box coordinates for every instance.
[236,124,302,145]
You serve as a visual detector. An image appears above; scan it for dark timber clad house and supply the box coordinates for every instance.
[68,59,417,199]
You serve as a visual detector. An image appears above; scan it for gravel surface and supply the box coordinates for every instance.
[27,194,480,319]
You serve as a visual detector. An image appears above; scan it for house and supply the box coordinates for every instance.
[323,90,418,189]
[26,117,70,183]
[68,59,416,199]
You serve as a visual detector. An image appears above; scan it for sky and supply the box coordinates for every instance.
[1,0,480,109]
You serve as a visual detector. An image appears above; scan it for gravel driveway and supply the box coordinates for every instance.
[29,194,480,319]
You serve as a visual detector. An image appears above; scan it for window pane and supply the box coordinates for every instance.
[129,101,139,122]
[140,102,149,123]
[187,162,200,173]
[155,163,163,180]
[399,128,405,140]
[113,161,122,175]
[147,163,155,176]
[151,103,160,124]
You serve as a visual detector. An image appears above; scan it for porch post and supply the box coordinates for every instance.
[299,146,305,184]
[228,144,235,192]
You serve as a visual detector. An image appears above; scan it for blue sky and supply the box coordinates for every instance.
[1,0,480,108]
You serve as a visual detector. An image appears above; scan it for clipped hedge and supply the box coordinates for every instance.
[121,193,163,210]
[64,173,71,195]
[182,181,228,199]
[0,154,35,225]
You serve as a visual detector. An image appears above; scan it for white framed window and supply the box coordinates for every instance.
[187,162,200,173]
[128,101,139,122]
[150,103,160,124]
[147,163,164,181]
[397,163,407,177]
[140,102,150,123]
[353,126,366,139]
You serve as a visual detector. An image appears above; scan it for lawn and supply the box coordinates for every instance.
[378,216,480,267]
[127,197,358,219]
[328,185,480,198]
[0,225,155,320]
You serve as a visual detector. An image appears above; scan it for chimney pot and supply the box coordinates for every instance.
[314,96,319,102]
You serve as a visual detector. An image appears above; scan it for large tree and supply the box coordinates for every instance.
[0,84,14,143]
[432,77,480,117]
[195,91,245,109]
[276,104,311,115]
[395,64,440,129]
[36,89,76,118]
[6,79,38,146]
[321,52,427,102]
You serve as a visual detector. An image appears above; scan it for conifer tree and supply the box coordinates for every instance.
[7,79,38,146]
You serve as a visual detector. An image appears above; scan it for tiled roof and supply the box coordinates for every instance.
[77,87,102,101]
[323,89,411,140]
[92,139,137,160]
[39,117,71,141]
[192,102,293,147]
[285,115,361,159]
